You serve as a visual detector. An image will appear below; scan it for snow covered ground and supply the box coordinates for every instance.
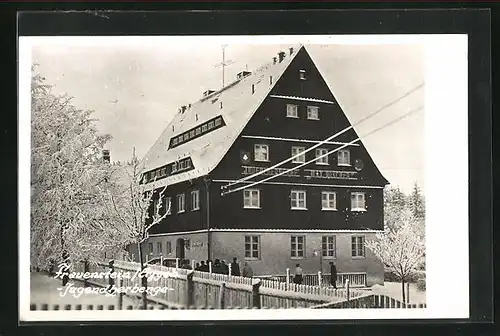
[370,281,426,304]
[30,272,138,309]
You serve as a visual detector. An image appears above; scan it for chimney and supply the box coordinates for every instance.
[273,57,277,65]
[278,51,286,63]
[236,71,252,80]
[203,89,216,97]
[289,47,294,55]
[102,150,110,163]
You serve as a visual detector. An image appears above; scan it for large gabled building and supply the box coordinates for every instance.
[134,45,389,286]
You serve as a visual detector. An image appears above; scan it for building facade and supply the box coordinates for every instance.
[134,45,389,286]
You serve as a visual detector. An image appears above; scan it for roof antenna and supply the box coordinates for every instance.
[213,44,234,89]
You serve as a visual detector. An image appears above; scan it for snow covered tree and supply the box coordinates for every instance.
[102,148,171,308]
[408,182,425,221]
[30,67,123,270]
[365,208,425,303]
[383,186,408,231]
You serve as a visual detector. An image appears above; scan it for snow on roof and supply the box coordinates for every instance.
[142,44,304,189]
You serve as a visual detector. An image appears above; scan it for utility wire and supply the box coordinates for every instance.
[221,105,423,196]
[221,82,424,190]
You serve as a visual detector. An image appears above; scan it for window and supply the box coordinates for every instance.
[254,144,269,162]
[299,69,306,80]
[148,243,153,254]
[185,159,191,169]
[178,136,184,143]
[291,236,305,258]
[166,241,172,255]
[291,190,307,209]
[245,236,260,260]
[316,148,328,165]
[322,236,336,258]
[183,133,189,141]
[157,242,162,255]
[286,104,298,118]
[202,124,208,132]
[291,146,306,163]
[351,236,365,258]
[215,117,222,126]
[152,198,159,215]
[208,121,214,129]
[321,191,337,210]
[307,106,319,120]
[185,239,190,250]
[338,149,350,166]
[172,162,178,173]
[351,192,366,211]
[177,193,185,213]
[165,197,172,215]
[243,189,260,208]
[196,127,201,135]
[179,160,186,170]
[191,190,200,211]
[190,130,195,138]
[172,138,178,146]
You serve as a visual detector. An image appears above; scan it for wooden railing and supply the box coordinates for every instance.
[260,272,367,288]
[312,294,427,309]
[69,260,366,309]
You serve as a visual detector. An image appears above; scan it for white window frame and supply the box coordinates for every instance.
[172,137,178,146]
[157,242,162,255]
[315,148,329,165]
[172,162,178,173]
[165,197,172,215]
[291,190,307,210]
[202,124,208,132]
[179,160,186,170]
[183,133,189,141]
[254,144,269,162]
[321,191,337,211]
[351,192,366,211]
[152,198,159,216]
[215,117,222,126]
[178,136,184,143]
[191,190,200,211]
[185,159,191,169]
[148,243,153,254]
[196,127,202,135]
[307,106,319,120]
[177,193,185,213]
[244,235,260,260]
[208,121,214,129]
[243,189,260,209]
[166,241,172,255]
[291,146,306,163]
[286,104,298,118]
[290,235,305,259]
[299,69,306,80]
[190,130,195,138]
[351,235,366,258]
[338,149,351,166]
[322,236,336,258]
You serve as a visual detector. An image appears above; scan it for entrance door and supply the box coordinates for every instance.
[176,238,185,260]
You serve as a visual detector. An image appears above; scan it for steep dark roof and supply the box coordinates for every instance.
[142,44,303,189]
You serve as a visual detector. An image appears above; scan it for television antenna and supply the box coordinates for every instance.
[213,44,234,88]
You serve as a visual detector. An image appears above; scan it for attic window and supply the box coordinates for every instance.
[172,138,178,145]
[202,124,208,132]
[299,70,306,80]
[172,162,178,173]
[190,130,195,138]
[167,115,227,149]
[208,121,214,129]
[196,127,201,135]
[183,133,189,141]
[215,117,222,126]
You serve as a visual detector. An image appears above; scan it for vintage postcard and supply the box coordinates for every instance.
[19,34,469,321]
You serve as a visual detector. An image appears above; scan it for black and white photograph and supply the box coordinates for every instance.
[19,33,469,321]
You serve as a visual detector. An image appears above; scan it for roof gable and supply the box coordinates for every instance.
[142,45,303,188]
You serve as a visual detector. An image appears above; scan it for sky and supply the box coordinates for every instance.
[31,37,424,194]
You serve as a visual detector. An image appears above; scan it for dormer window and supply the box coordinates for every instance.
[208,121,214,130]
[190,130,195,138]
[195,127,201,135]
[215,117,222,126]
[172,138,178,146]
[299,69,306,80]
[183,133,189,141]
[202,124,208,132]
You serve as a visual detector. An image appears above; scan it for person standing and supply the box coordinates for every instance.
[221,260,229,275]
[294,264,303,285]
[242,262,253,278]
[230,257,241,276]
[329,261,337,289]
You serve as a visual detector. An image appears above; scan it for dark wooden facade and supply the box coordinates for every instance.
[148,47,388,235]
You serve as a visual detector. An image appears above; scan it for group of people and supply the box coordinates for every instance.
[190,257,254,278]
[293,261,338,289]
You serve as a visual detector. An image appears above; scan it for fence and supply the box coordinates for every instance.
[258,271,367,288]
[69,259,365,309]
[312,294,427,309]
